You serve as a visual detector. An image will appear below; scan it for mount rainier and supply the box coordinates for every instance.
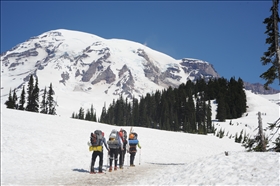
[1,29,220,116]
[0,29,275,117]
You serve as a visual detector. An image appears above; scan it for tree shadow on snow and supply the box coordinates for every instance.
[146,162,186,166]
[72,168,89,173]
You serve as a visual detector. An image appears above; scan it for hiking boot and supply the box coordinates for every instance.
[130,164,135,167]
[114,167,117,171]
[119,166,123,169]
[90,171,95,174]
[109,166,112,172]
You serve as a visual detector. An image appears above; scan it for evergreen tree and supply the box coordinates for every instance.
[206,100,212,133]
[31,77,39,112]
[5,89,14,109]
[138,96,148,127]
[26,75,34,111]
[78,107,85,120]
[99,103,107,123]
[18,86,26,110]
[272,135,280,152]
[186,95,196,133]
[85,109,91,121]
[12,89,18,109]
[132,98,139,126]
[260,0,280,88]
[47,83,56,115]
[216,93,227,122]
[90,104,97,122]
[40,87,48,114]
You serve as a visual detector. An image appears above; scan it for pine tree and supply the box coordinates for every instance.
[206,100,212,133]
[99,103,107,123]
[186,95,196,133]
[85,109,91,121]
[40,87,48,114]
[90,104,97,122]
[260,0,280,88]
[26,75,34,111]
[31,77,39,112]
[216,93,227,122]
[12,89,18,109]
[78,107,85,119]
[18,86,26,110]
[47,83,56,115]
[5,89,14,109]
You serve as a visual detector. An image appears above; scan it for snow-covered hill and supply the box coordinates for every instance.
[1,94,279,185]
[1,29,219,117]
[212,90,279,147]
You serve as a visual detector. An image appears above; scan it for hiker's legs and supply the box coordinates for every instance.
[130,152,136,165]
[123,149,126,165]
[91,152,98,172]
[98,151,103,172]
[114,149,119,167]
[109,150,114,167]
[119,148,123,166]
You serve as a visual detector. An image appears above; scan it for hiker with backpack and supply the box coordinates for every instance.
[118,128,128,169]
[107,129,123,172]
[128,132,141,167]
[88,130,109,174]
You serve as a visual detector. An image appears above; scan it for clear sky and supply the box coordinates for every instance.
[1,1,279,90]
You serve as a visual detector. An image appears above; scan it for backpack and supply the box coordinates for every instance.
[128,132,138,145]
[109,129,118,140]
[90,130,103,146]
[107,129,120,149]
[129,132,138,140]
[119,129,127,142]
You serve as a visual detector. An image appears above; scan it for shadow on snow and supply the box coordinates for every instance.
[72,168,89,173]
[146,162,186,166]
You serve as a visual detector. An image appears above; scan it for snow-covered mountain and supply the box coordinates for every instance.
[1,29,219,116]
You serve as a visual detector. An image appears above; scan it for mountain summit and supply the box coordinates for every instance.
[1,29,220,116]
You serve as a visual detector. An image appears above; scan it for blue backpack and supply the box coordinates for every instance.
[128,132,138,145]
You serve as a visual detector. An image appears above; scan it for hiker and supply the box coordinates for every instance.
[128,132,141,167]
[89,130,109,174]
[107,129,123,172]
[119,129,128,169]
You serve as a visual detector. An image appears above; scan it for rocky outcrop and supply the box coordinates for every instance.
[243,82,280,94]
[180,58,219,81]
[60,71,70,85]
[91,66,116,85]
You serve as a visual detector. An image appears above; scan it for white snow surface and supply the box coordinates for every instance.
[1,92,280,185]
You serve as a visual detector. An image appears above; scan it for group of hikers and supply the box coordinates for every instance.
[88,128,141,174]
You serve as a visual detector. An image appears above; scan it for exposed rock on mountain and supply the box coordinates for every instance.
[1,29,277,116]
[243,82,280,95]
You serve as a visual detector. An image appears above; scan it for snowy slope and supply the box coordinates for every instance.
[212,90,280,147]
[1,91,279,185]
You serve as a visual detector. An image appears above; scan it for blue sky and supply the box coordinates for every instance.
[1,1,279,90]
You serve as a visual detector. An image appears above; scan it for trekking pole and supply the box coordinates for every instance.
[106,152,109,172]
[121,150,125,169]
[89,158,92,172]
[127,151,129,169]
[139,148,141,165]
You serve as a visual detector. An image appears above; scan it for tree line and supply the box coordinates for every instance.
[5,74,56,115]
[72,104,97,122]
[95,77,247,135]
